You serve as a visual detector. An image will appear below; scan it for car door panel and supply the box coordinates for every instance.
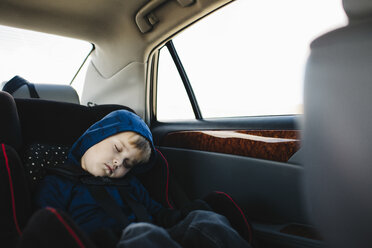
[152,115,322,248]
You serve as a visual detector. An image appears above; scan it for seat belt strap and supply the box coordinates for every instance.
[118,188,150,223]
[3,76,40,98]
[27,83,40,98]
[87,185,130,228]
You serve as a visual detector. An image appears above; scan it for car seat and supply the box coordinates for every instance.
[303,0,372,247]
[0,92,253,247]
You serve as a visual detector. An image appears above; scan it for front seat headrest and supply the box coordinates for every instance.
[343,0,372,20]
[303,15,372,248]
[0,91,22,151]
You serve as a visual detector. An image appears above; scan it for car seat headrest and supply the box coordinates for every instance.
[343,0,372,20]
[0,91,22,150]
[14,98,135,146]
[303,20,372,248]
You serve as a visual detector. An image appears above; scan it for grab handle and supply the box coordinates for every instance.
[135,0,195,33]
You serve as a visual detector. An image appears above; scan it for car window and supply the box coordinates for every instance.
[157,46,195,120]
[0,25,92,90]
[157,0,347,120]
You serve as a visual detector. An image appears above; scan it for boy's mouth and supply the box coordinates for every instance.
[104,163,113,174]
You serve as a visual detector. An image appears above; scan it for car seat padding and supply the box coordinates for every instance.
[1,144,22,236]
[19,207,97,248]
[46,207,86,248]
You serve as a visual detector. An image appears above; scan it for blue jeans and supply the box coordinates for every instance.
[117,210,251,248]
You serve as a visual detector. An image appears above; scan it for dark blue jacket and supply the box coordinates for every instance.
[35,110,163,234]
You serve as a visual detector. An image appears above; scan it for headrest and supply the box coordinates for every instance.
[3,76,80,104]
[304,21,372,248]
[343,0,372,20]
[0,92,22,150]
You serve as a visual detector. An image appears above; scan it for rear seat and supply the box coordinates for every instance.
[2,76,80,104]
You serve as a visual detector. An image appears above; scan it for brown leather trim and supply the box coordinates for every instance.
[160,130,300,162]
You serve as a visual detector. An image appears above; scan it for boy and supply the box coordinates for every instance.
[33,110,250,248]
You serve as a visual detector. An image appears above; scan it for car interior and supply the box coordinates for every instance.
[0,0,369,247]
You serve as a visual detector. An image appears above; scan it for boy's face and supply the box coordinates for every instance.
[81,131,146,178]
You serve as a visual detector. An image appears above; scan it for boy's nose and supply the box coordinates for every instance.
[113,159,121,169]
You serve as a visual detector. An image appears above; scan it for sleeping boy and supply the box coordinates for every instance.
[33,110,250,248]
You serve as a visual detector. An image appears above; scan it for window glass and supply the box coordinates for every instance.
[157,46,195,120]
[0,25,92,89]
[157,0,347,119]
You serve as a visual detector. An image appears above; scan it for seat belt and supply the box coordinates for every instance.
[3,76,40,98]
[87,185,130,228]
[117,187,151,223]
[88,185,151,227]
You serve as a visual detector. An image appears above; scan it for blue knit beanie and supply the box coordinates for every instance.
[68,110,156,174]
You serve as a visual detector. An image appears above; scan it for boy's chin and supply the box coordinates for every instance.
[106,172,128,179]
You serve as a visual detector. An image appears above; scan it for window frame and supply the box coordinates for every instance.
[164,40,202,120]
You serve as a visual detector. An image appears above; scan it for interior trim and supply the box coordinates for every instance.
[160,130,300,162]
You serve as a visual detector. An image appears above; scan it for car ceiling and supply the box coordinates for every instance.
[0,0,231,78]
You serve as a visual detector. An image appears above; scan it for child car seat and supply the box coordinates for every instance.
[1,93,253,247]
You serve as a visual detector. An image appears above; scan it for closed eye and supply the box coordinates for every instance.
[114,144,120,152]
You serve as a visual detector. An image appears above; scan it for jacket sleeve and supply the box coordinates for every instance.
[34,175,71,211]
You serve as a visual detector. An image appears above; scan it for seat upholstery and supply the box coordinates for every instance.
[0,91,22,151]
[303,1,372,247]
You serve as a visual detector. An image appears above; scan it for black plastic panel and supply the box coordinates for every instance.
[158,147,309,224]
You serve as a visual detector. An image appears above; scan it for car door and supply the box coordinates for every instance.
[148,1,345,247]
